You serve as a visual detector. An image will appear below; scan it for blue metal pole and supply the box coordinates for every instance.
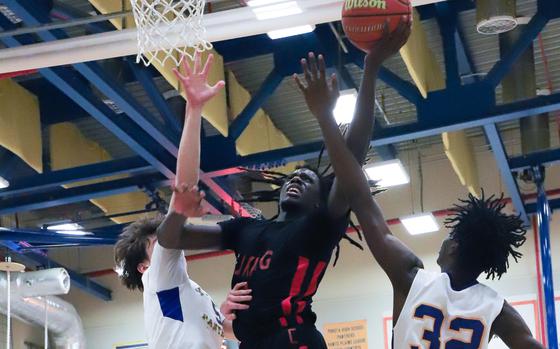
[533,166,559,348]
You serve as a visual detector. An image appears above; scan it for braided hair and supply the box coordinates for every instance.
[238,144,383,266]
[445,191,527,280]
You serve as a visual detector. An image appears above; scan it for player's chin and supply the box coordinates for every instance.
[280,196,304,209]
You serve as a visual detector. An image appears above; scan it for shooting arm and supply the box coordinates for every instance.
[327,18,411,218]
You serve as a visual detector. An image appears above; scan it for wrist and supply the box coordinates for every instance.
[364,55,382,71]
[187,104,203,115]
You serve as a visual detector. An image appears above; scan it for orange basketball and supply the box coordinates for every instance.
[342,0,412,52]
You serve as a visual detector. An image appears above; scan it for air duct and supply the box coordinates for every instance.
[476,0,517,34]
[0,268,85,349]
[500,20,550,154]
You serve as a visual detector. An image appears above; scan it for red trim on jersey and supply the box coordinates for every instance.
[281,257,310,317]
[304,261,327,296]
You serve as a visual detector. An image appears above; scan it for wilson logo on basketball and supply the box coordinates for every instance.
[344,0,387,10]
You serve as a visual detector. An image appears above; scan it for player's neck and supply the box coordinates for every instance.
[275,209,305,222]
[444,269,479,291]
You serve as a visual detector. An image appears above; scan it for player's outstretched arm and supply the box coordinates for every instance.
[491,302,544,349]
[295,55,422,295]
[157,53,226,250]
[327,17,411,219]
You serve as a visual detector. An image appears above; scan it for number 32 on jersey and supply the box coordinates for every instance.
[410,304,485,349]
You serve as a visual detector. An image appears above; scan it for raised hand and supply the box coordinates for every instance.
[173,52,225,109]
[294,52,339,119]
[365,16,412,67]
[169,184,205,218]
[220,282,252,321]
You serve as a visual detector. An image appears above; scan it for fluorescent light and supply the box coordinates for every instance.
[47,223,92,236]
[247,0,285,7]
[252,1,302,20]
[400,213,439,235]
[333,89,357,125]
[0,176,9,189]
[363,159,410,188]
[267,25,315,39]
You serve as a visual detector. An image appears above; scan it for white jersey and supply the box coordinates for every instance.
[142,242,224,349]
[394,269,504,349]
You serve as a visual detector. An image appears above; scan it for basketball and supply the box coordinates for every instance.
[342,0,412,52]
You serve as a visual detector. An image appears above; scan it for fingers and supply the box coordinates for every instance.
[172,68,186,82]
[226,302,250,311]
[301,58,312,84]
[181,55,193,77]
[293,74,306,93]
[194,51,202,75]
[232,282,249,291]
[201,53,214,78]
[308,52,319,81]
[330,73,339,94]
[318,54,327,81]
[210,80,226,95]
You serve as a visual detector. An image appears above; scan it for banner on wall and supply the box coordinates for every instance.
[323,319,368,349]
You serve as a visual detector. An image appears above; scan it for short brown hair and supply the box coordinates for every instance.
[114,215,163,291]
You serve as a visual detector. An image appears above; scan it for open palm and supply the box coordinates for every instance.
[173,52,225,108]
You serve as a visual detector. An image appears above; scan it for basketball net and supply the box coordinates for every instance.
[129,0,212,67]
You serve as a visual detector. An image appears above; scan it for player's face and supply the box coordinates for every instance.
[437,234,456,270]
[279,168,321,213]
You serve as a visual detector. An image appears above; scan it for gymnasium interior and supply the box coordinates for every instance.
[0,0,559,348]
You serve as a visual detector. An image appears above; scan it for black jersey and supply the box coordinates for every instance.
[218,208,348,347]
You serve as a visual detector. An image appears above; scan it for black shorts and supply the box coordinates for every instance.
[239,325,327,349]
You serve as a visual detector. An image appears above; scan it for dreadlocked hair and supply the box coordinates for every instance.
[444,190,527,280]
[239,139,383,266]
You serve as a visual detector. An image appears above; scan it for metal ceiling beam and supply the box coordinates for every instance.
[228,69,284,141]
[0,228,117,245]
[345,43,423,105]
[126,57,182,134]
[0,174,170,215]
[203,90,560,174]
[483,124,529,225]
[1,241,112,301]
[509,148,560,170]
[3,0,179,153]
[2,3,247,216]
[485,13,549,88]
[0,157,153,198]
[435,2,460,87]
[0,15,178,180]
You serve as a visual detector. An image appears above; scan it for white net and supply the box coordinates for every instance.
[129,0,212,67]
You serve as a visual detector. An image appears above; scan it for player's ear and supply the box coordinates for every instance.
[448,239,459,256]
[137,262,149,274]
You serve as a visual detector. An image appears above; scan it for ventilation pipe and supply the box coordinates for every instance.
[477,0,518,34]
[0,268,85,349]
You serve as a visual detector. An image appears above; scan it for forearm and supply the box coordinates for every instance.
[156,211,188,250]
[223,320,237,341]
[175,105,202,187]
[344,60,380,162]
[316,111,373,207]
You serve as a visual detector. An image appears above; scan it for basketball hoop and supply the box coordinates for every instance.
[129,0,212,67]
